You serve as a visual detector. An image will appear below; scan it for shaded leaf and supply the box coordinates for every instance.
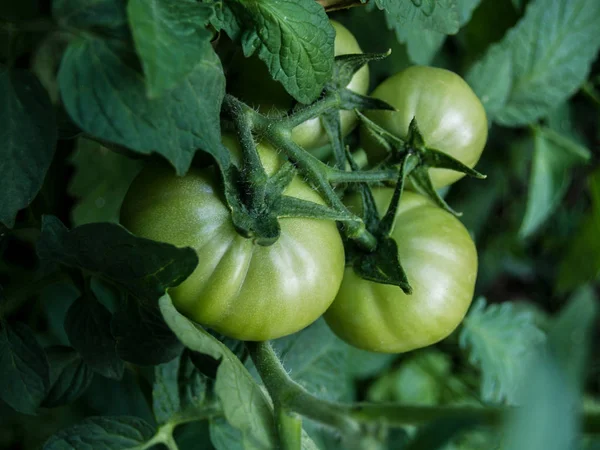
[36,216,198,302]
[152,356,181,424]
[0,69,56,227]
[68,139,143,226]
[112,296,183,366]
[65,292,124,380]
[0,321,50,414]
[43,416,156,450]
[42,346,94,408]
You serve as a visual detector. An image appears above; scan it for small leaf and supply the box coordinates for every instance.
[0,69,57,227]
[269,319,351,402]
[0,321,50,414]
[43,416,156,450]
[36,216,198,302]
[112,296,183,366]
[65,292,124,380]
[236,0,335,104]
[494,0,600,126]
[153,356,182,424]
[178,350,208,410]
[460,298,546,404]
[127,0,215,97]
[159,295,277,449]
[519,127,591,238]
[42,346,94,408]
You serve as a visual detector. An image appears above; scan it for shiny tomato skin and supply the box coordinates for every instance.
[324,189,477,353]
[228,20,370,150]
[361,66,488,188]
[120,137,345,341]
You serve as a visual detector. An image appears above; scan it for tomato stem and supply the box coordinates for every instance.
[247,341,362,439]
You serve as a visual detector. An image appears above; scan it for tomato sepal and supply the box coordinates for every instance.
[352,235,412,294]
[328,51,389,89]
[409,166,462,217]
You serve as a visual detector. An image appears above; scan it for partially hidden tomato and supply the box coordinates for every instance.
[324,189,477,353]
[120,135,345,341]
[361,66,488,189]
[227,20,370,150]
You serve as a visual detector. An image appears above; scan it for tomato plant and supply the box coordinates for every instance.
[120,136,345,341]
[2,0,599,449]
[361,66,488,188]
[227,20,370,150]
[325,189,478,353]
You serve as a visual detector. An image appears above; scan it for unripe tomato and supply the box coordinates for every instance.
[120,136,345,341]
[361,66,487,188]
[228,21,370,149]
[324,189,477,353]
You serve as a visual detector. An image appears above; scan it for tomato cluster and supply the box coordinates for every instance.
[120,22,486,352]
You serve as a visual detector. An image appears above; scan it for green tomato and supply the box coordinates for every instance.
[120,136,345,341]
[361,66,488,189]
[227,20,370,149]
[324,189,477,353]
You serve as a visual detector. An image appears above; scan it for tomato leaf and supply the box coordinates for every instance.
[152,356,182,425]
[68,139,143,226]
[477,0,600,126]
[231,0,335,104]
[459,298,546,404]
[0,321,50,415]
[519,126,591,238]
[52,0,129,36]
[500,288,597,449]
[159,295,278,449]
[0,69,57,228]
[390,0,483,65]
[465,44,513,121]
[556,169,600,292]
[127,0,215,98]
[111,296,183,366]
[41,346,94,408]
[36,216,198,302]
[58,36,226,175]
[371,0,460,35]
[267,319,352,402]
[65,292,124,380]
[179,350,209,411]
[42,416,156,450]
